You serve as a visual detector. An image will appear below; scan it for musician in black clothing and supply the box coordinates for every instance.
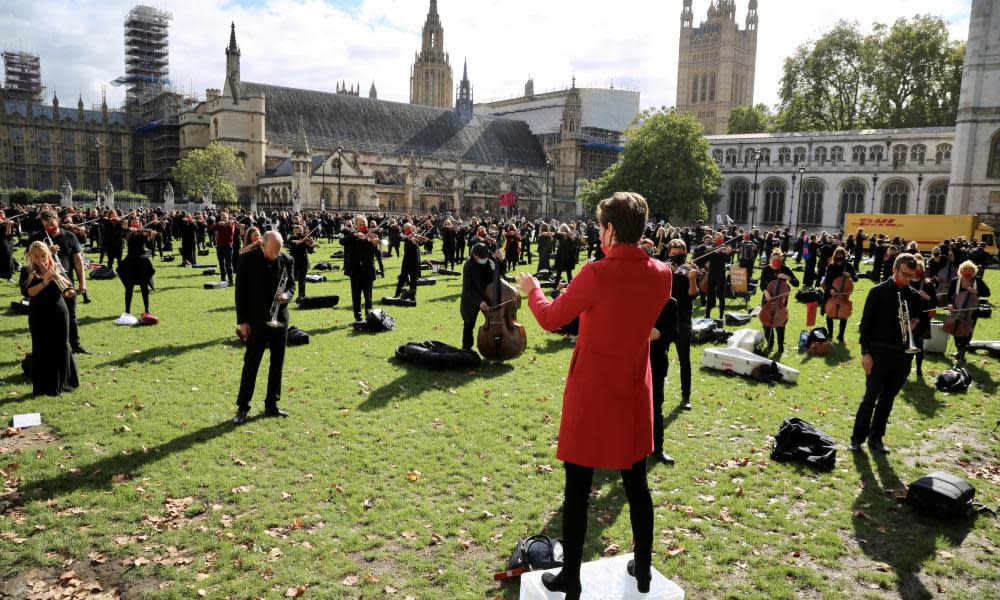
[179,214,198,266]
[460,244,495,350]
[822,247,858,343]
[395,223,426,301]
[909,255,937,378]
[100,211,126,269]
[32,210,89,354]
[758,250,799,354]
[699,232,731,319]
[736,232,758,283]
[849,253,920,453]
[287,225,314,301]
[233,231,295,425]
[341,214,382,322]
[852,228,867,272]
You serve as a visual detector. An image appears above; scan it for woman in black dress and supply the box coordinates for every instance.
[1,215,18,281]
[822,246,858,343]
[20,241,79,396]
[553,224,578,285]
[117,218,157,318]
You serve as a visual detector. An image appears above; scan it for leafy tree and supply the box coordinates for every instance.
[170,142,244,204]
[727,104,774,134]
[580,108,721,221]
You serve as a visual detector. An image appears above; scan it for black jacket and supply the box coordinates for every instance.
[460,257,496,321]
[341,231,380,280]
[235,245,295,327]
[859,279,918,355]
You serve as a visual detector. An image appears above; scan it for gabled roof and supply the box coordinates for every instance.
[243,81,546,168]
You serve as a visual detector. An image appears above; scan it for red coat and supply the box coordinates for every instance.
[527,244,673,469]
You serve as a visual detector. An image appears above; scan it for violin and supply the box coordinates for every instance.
[759,274,791,328]
[824,273,854,320]
[943,279,978,338]
[477,261,527,362]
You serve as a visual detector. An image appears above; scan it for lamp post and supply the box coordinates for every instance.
[322,150,328,212]
[544,154,552,219]
[749,146,763,229]
[788,170,797,233]
[334,145,344,211]
[915,172,924,214]
[870,172,879,213]
[93,137,102,206]
[795,165,805,232]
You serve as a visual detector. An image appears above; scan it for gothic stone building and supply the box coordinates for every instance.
[178,23,551,216]
[676,0,758,136]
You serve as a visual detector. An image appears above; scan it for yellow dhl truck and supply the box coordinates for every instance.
[844,214,998,256]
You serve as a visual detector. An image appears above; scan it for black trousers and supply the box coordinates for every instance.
[350,275,374,320]
[559,459,653,582]
[462,314,481,350]
[124,283,150,315]
[395,265,420,298]
[216,246,234,282]
[235,323,286,412]
[825,317,848,340]
[704,277,726,319]
[65,294,81,349]
[553,267,573,285]
[851,350,912,445]
[763,325,786,349]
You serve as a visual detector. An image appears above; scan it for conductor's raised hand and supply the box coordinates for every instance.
[516,272,539,295]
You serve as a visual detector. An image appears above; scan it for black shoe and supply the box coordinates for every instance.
[837,335,845,344]
[541,571,581,600]
[263,407,289,418]
[82,295,92,304]
[847,441,863,452]
[680,397,692,410]
[869,441,890,454]
[72,346,92,355]
[653,451,675,466]
[233,410,249,425]
[627,558,652,593]
[765,344,773,355]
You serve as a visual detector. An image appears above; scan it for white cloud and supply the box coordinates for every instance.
[0,0,972,114]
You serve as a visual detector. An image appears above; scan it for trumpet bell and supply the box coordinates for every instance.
[905,347,922,354]
[265,318,283,329]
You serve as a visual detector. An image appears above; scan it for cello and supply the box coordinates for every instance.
[477,260,528,362]
[824,273,855,320]
[943,279,978,338]
[759,275,791,328]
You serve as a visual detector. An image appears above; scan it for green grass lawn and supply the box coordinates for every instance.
[1,244,998,599]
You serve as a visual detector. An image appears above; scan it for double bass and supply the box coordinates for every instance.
[759,276,791,328]
[824,273,854,320]
[943,280,978,338]
[477,263,527,362]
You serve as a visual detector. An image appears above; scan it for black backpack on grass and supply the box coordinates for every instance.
[771,417,836,471]
[906,471,976,518]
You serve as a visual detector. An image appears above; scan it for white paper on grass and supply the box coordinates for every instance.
[12,413,42,428]
[519,553,684,600]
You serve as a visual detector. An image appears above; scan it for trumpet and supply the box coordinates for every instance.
[898,291,921,354]
[43,261,77,299]
[265,265,290,329]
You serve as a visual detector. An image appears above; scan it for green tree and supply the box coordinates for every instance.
[169,142,244,204]
[727,104,774,134]
[580,108,721,221]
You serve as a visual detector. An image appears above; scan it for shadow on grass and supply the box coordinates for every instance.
[359,361,513,411]
[530,335,574,355]
[962,362,998,395]
[14,420,236,505]
[900,376,942,417]
[94,338,229,368]
[852,451,974,600]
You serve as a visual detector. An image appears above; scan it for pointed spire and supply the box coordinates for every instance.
[369,81,377,100]
[293,115,310,156]
[429,0,437,15]
[227,21,240,55]
[462,58,468,81]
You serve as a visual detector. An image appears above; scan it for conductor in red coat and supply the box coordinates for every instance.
[516,192,673,599]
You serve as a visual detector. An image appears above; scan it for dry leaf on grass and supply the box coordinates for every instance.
[285,585,308,597]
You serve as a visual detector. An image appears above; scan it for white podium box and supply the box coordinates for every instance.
[520,553,685,600]
[924,321,948,354]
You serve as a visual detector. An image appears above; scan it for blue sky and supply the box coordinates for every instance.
[0,0,973,113]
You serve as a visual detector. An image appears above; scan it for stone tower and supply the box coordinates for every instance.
[455,59,473,123]
[676,0,758,135]
[291,116,312,211]
[948,0,1000,218]
[554,78,583,201]
[410,0,453,109]
[223,22,241,103]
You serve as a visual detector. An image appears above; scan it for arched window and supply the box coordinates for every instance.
[374,172,385,185]
[926,180,948,214]
[700,73,708,102]
[852,145,866,164]
[270,189,279,204]
[691,75,699,103]
[988,131,1000,178]
[793,147,806,165]
[799,180,824,226]
[469,179,479,192]
[814,146,828,164]
[761,180,786,224]
[743,148,755,164]
[213,118,218,138]
[868,145,884,163]
[935,144,951,164]
[712,149,724,164]
[709,72,716,101]
[778,147,791,165]
[388,198,397,211]
[760,148,771,165]
[282,188,289,203]
[347,190,358,208]
[910,144,927,165]
[724,148,737,166]
[881,180,909,214]
[830,146,844,163]
[839,180,866,225]
[892,144,907,167]
[728,180,749,223]
[424,177,433,188]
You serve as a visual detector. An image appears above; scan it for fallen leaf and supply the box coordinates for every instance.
[665,545,686,557]
[341,575,359,587]
[602,543,620,557]
[406,470,422,482]
[285,586,308,597]
[365,573,379,583]
[384,585,398,594]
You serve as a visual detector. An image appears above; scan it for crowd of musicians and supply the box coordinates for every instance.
[2,195,998,599]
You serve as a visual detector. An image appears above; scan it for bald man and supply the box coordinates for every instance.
[341,214,382,322]
[233,231,295,425]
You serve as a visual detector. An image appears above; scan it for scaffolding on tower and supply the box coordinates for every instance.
[2,50,44,101]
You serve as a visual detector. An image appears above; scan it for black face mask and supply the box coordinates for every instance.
[670,253,687,265]
[835,258,845,264]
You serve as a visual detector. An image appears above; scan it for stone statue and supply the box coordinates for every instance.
[202,183,213,208]
[163,182,175,211]
[60,178,73,208]
[104,179,115,211]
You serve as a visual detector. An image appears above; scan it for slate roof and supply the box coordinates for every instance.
[3,100,127,126]
[242,82,546,169]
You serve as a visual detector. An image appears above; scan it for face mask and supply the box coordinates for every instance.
[915,270,924,279]
[961,270,974,279]
[715,239,723,246]
[771,260,782,269]
[893,273,909,288]
[44,225,59,235]
[835,258,845,264]
[475,257,488,265]
[670,253,687,265]
[358,225,368,234]
[643,247,653,257]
